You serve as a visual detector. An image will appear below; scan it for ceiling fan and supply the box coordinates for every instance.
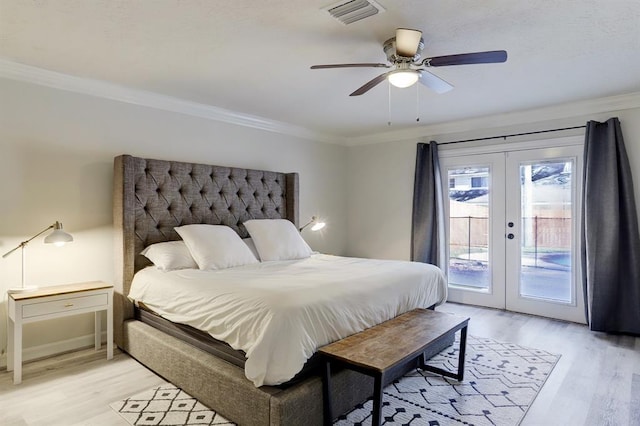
[310,28,507,96]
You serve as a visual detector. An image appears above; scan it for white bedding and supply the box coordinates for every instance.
[128,254,447,386]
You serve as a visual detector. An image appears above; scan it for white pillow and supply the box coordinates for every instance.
[244,219,312,261]
[175,224,259,270]
[243,238,261,260]
[141,241,198,271]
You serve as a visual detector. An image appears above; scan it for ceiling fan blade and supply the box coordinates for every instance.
[310,63,390,69]
[349,71,393,96]
[425,50,508,67]
[396,28,423,57]
[418,70,454,94]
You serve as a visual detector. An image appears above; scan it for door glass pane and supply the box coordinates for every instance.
[447,166,490,290]
[519,160,573,302]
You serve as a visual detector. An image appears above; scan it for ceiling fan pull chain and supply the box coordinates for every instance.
[388,81,392,126]
[416,84,420,122]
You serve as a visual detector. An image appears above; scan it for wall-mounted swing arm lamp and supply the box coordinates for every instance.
[2,221,73,294]
[299,216,326,233]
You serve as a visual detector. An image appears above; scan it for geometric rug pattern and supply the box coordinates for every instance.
[335,335,560,426]
[110,384,234,425]
[112,335,559,426]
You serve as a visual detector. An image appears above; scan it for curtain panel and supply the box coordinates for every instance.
[582,117,640,335]
[411,142,445,267]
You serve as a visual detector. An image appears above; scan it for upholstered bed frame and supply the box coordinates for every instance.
[113,154,448,425]
[113,154,376,425]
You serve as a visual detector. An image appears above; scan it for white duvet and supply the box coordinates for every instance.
[128,254,447,386]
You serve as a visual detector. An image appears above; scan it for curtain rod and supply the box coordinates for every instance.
[438,125,586,145]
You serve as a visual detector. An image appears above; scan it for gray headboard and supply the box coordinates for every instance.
[113,154,299,346]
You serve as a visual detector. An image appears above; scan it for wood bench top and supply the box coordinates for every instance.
[318,308,469,373]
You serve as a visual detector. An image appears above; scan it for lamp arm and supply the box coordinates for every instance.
[299,216,317,232]
[299,221,312,232]
[1,224,55,258]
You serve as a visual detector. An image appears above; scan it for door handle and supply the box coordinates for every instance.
[507,233,515,239]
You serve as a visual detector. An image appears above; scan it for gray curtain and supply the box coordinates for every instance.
[411,142,445,267]
[582,117,640,335]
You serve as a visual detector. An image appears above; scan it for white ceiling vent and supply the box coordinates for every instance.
[324,0,385,25]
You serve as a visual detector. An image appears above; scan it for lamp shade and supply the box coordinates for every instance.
[310,221,326,231]
[44,221,73,247]
[299,216,327,232]
[388,69,420,88]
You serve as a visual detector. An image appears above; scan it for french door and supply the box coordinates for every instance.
[440,139,585,323]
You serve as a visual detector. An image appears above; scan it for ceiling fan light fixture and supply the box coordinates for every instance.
[388,69,419,88]
[396,28,423,58]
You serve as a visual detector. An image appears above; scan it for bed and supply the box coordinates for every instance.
[113,154,449,425]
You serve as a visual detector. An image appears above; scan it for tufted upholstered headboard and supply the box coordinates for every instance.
[113,154,299,346]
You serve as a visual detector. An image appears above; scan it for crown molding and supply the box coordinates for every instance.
[0,57,344,145]
[3,57,638,148]
[345,91,640,146]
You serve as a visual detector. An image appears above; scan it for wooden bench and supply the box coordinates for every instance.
[319,308,469,426]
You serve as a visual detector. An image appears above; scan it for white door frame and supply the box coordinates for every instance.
[504,145,585,323]
[440,152,506,309]
[439,136,586,323]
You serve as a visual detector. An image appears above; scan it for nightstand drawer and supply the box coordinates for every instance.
[22,293,108,318]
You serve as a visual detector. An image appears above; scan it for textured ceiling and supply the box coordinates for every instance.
[1,0,639,138]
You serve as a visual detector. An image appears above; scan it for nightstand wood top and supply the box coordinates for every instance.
[9,281,113,301]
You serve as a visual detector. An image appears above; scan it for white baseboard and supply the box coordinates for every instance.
[0,331,108,369]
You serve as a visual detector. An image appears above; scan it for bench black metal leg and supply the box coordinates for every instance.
[420,326,468,382]
[323,360,333,426]
[457,325,468,381]
[371,374,384,426]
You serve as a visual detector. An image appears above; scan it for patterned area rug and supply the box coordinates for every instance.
[111,335,559,426]
[110,385,234,425]
[336,335,559,425]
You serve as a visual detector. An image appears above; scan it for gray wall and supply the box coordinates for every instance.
[346,107,640,259]
[2,72,639,367]
[0,78,347,364]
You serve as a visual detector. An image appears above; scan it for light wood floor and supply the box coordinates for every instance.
[1,303,639,426]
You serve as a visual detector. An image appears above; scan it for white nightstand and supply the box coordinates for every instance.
[7,281,114,384]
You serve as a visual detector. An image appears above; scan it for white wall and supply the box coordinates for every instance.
[0,78,347,365]
[3,73,639,368]
[346,105,640,260]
